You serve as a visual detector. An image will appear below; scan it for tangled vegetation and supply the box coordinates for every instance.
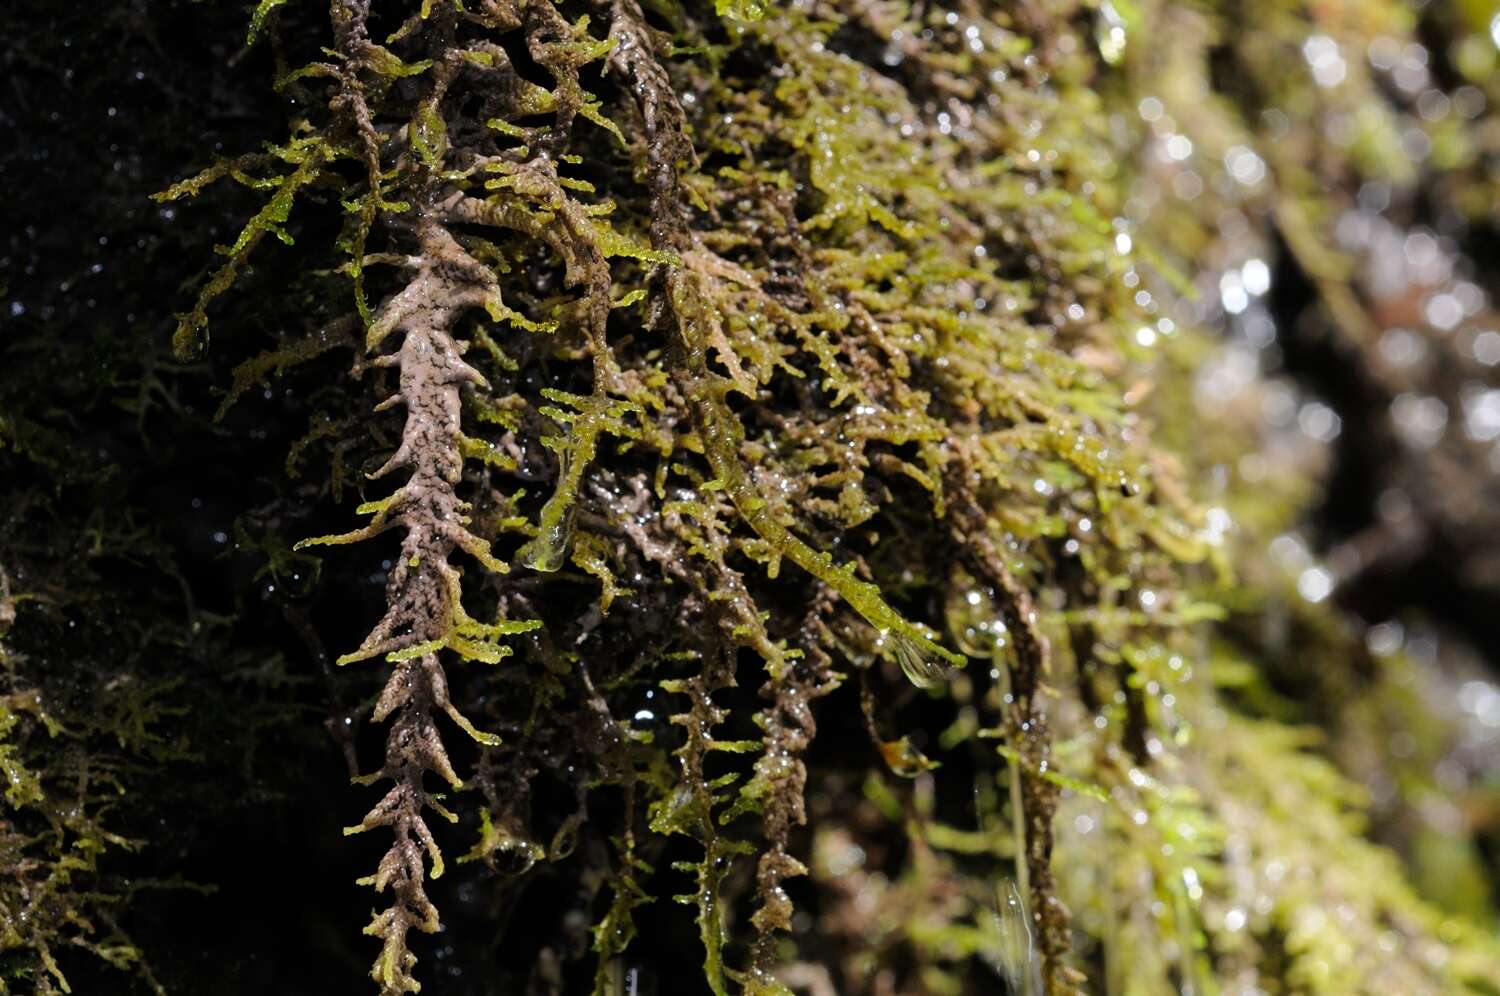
[4,0,1500,993]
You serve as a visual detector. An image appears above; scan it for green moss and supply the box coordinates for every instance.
[141,0,1500,991]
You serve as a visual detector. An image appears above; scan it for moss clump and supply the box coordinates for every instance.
[4,0,1500,992]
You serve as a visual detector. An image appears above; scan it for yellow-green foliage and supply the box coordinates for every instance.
[154,0,1500,993]
[0,575,172,996]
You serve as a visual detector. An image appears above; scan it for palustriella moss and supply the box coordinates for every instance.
[5,0,1500,993]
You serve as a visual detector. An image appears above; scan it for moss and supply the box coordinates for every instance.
[6,0,1495,992]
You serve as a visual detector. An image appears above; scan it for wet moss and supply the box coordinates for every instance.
[7,0,1500,992]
